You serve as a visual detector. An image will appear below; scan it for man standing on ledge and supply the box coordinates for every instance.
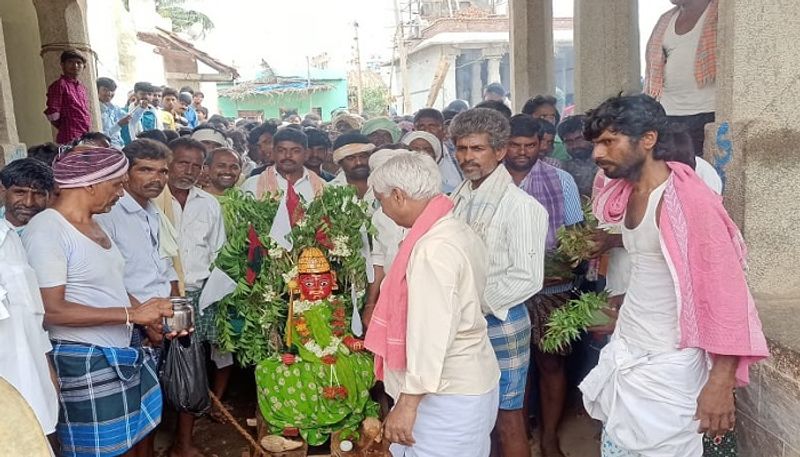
[581,94,767,456]
[450,108,548,457]
[44,50,91,145]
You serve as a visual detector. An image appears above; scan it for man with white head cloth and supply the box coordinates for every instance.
[364,152,500,457]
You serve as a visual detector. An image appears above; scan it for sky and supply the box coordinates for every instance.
[189,0,673,80]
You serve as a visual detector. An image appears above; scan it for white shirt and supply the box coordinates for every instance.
[241,167,318,203]
[22,209,132,348]
[168,187,226,291]
[96,191,175,302]
[371,208,407,273]
[383,215,500,399]
[458,184,548,320]
[660,6,716,115]
[0,223,59,434]
[694,157,722,194]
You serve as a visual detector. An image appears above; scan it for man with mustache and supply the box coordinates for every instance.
[241,128,326,202]
[204,147,242,197]
[330,132,374,204]
[558,115,598,198]
[0,158,55,235]
[450,108,548,457]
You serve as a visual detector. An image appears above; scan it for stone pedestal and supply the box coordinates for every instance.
[509,0,554,111]
[573,0,640,112]
[33,0,102,135]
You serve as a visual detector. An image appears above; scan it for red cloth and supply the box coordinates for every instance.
[593,162,768,386]
[285,183,304,226]
[44,75,91,145]
[364,195,454,380]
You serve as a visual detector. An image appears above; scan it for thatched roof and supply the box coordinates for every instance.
[219,79,335,100]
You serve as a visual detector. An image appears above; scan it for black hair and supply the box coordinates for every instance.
[76,131,112,146]
[248,121,278,146]
[474,100,512,120]
[178,92,193,105]
[305,128,332,149]
[485,82,506,96]
[273,128,308,148]
[227,129,248,154]
[558,115,587,139]
[169,137,207,158]
[0,158,55,191]
[136,129,169,145]
[122,138,171,166]
[521,95,561,125]
[180,86,195,95]
[333,132,371,151]
[206,147,242,166]
[442,109,458,123]
[163,129,179,143]
[133,81,152,93]
[207,114,229,129]
[178,127,193,137]
[413,108,444,125]
[655,122,696,167]
[197,107,209,117]
[582,94,667,144]
[96,77,117,91]
[27,143,60,167]
[194,91,204,98]
[162,86,178,98]
[60,50,86,64]
[509,114,545,139]
[445,99,469,113]
[540,118,557,137]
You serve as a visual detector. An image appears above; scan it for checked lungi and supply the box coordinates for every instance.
[51,341,162,457]
[485,303,531,410]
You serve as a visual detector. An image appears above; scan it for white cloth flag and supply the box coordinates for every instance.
[269,195,293,251]
[198,267,237,313]
[350,283,363,337]
[360,225,374,283]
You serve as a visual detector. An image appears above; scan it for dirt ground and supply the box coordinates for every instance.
[154,366,601,457]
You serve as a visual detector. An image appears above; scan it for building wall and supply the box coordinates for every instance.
[217,80,348,122]
[0,1,52,146]
[393,44,457,114]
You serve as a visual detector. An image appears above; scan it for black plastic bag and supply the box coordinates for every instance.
[160,335,210,415]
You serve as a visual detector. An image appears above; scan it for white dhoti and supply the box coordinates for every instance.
[579,338,709,457]
[389,387,499,457]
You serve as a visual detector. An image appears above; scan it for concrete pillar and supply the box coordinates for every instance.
[0,21,27,167]
[33,0,102,136]
[709,0,800,300]
[470,59,483,106]
[486,55,502,87]
[509,0,554,111]
[573,0,640,112]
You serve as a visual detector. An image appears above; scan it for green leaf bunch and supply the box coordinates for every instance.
[540,291,610,354]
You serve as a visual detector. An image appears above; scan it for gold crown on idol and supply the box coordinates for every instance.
[297,247,331,274]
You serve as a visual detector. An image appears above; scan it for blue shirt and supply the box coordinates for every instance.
[185,105,198,128]
[555,168,584,226]
[100,102,127,148]
[95,191,176,302]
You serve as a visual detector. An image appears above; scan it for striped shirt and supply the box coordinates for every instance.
[481,186,548,320]
[555,168,584,226]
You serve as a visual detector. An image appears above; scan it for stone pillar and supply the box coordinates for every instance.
[33,0,102,136]
[509,0,554,111]
[470,59,483,107]
[573,0,640,112]
[0,21,26,167]
[486,55,502,87]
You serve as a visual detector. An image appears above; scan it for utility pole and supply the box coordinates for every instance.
[353,21,364,114]
[394,0,411,114]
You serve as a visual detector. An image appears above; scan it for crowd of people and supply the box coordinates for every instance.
[0,1,771,456]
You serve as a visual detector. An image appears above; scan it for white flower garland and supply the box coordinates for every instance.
[304,336,341,358]
[293,298,326,315]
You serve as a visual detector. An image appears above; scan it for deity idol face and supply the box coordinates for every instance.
[298,272,334,301]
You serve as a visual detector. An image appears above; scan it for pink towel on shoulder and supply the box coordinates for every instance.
[364,195,455,380]
[594,161,768,386]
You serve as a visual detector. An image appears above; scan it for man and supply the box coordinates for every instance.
[645,0,717,156]
[193,91,205,110]
[450,108,548,457]
[522,95,570,162]
[128,82,164,139]
[44,50,91,144]
[580,94,767,456]
[247,122,278,177]
[362,117,401,148]
[330,132,374,201]
[483,82,507,103]
[505,114,583,457]
[304,127,336,181]
[22,146,173,457]
[197,107,209,124]
[0,158,55,234]
[558,115,598,198]
[152,86,163,111]
[364,152,500,456]
[27,142,60,167]
[160,137,228,455]
[537,120,563,169]
[161,87,180,131]
[97,77,132,148]
[178,92,198,129]
[413,108,462,193]
[204,147,242,196]
[475,100,512,120]
[241,128,326,201]
[0,205,59,445]
[191,125,228,151]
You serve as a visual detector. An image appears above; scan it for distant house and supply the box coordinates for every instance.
[217,65,348,122]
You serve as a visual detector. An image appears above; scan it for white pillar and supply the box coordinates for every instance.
[470,59,483,106]
[509,0,554,111]
[0,21,26,166]
[486,56,501,87]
